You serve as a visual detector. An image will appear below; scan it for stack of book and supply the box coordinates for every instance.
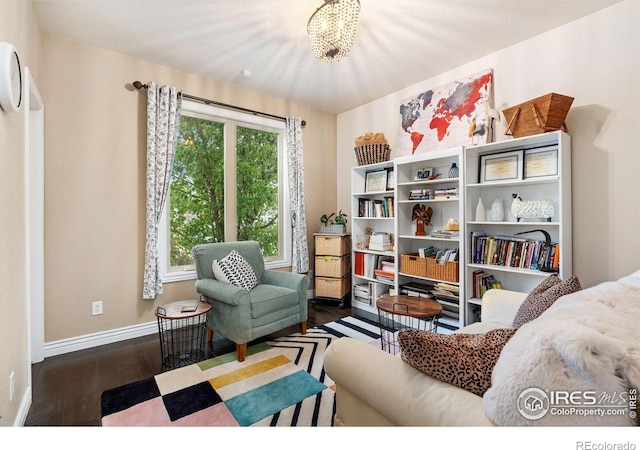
[400,281,435,299]
[409,189,433,200]
[374,259,395,283]
[434,187,459,199]
[432,282,460,320]
[369,232,392,251]
[353,283,372,305]
[430,230,459,239]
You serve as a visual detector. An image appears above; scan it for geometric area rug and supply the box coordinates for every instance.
[100,315,381,427]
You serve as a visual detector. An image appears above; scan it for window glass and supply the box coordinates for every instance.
[162,101,290,280]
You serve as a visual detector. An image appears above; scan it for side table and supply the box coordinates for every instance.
[376,295,442,355]
[155,300,212,370]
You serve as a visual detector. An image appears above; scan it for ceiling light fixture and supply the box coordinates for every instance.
[307,0,360,63]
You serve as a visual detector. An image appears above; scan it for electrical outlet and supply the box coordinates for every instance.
[92,301,103,316]
[9,371,14,402]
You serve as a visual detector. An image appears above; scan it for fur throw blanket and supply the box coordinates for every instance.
[484,272,640,426]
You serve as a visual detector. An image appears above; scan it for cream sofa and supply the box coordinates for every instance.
[324,270,640,426]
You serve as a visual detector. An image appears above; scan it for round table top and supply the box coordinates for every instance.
[155,300,212,319]
[376,295,442,318]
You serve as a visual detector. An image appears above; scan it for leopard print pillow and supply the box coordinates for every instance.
[398,328,516,397]
[512,275,582,328]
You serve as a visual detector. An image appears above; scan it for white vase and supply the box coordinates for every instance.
[475,198,486,221]
[490,198,504,222]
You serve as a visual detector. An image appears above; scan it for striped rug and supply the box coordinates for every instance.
[100,315,380,427]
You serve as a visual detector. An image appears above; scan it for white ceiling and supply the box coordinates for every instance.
[34,0,619,114]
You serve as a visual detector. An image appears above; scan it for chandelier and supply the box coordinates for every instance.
[307,0,361,63]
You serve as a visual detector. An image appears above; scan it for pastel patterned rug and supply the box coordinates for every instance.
[100,315,381,427]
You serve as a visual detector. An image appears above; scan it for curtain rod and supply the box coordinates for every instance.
[132,81,306,127]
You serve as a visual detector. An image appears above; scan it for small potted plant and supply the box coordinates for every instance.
[319,210,347,234]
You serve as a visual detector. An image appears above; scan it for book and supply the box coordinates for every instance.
[354,251,365,276]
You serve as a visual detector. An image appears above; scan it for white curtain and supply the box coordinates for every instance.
[143,82,182,299]
[286,117,309,274]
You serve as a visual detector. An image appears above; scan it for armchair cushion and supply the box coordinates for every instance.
[212,250,258,290]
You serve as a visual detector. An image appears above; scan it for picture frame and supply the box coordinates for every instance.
[479,150,524,183]
[524,146,559,179]
[386,168,395,190]
[413,167,434,181]
[365,169,388,192]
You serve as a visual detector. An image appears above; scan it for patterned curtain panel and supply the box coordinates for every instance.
[286,117,309,274]
[143,82,182,299]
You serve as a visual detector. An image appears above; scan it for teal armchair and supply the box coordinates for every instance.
[191,241,310,362]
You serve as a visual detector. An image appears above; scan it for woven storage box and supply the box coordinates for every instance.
[401,253,428,277]
[318,224,346,234]
[315,255,351,278]
[315,275,351,299]
[315,234,351,256]
[354,144,391,166]
[502,93,574,138]
[426,258,459,283]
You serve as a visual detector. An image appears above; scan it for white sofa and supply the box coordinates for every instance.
[324,270,640,426]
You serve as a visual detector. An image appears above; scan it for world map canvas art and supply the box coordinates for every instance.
[398,69,493,156]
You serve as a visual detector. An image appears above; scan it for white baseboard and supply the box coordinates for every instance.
[44,292,317,358]
[14,388,31,426]
[44,321,158,359]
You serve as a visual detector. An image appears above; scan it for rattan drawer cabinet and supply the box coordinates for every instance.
[314,233,351,308]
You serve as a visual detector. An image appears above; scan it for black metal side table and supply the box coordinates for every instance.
[155,300,212,370]
[377,295,442,355]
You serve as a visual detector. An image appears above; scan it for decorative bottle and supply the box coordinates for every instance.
[490,198,504,222]
[475,198,486,222]
[448,162,459,178]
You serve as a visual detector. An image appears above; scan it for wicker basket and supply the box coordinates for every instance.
[401,253,428,277]
[315,275,351,299]
[315,255,351,278]
[315,234,351,256]
[426,258,459,283]
[354,144,391,166]
[318,224,346,234]
[502,93,574,138]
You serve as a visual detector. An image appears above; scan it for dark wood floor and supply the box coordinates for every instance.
[24,299,352,426]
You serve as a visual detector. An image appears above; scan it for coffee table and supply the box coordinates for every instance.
[376,295,443,354]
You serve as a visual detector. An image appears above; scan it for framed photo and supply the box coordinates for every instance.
[479,150,524,183]
[365,169,388,192]
[386,169,395,190]
[524,146,559,179]
[413,167,434,181]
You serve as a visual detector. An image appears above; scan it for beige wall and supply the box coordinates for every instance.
[337,1,640,289]
[41,35,337,343]
[0,0,42,427]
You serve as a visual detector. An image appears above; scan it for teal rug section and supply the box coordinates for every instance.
[224,370,327,426]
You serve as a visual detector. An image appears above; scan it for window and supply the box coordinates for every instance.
[159,100,291,282]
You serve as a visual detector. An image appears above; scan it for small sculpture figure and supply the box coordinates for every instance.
[412,204,433,236]
[510,194,554,222]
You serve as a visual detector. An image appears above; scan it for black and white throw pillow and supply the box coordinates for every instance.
[211,250,258,291]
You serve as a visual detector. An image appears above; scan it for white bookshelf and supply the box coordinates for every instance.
[463,131,572,324]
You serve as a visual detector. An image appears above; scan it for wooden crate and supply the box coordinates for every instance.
[426,258,459,283]
[400,253,428,277]
[315,234,351,256]
[315,255,351,278]
[315,275,351,299]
